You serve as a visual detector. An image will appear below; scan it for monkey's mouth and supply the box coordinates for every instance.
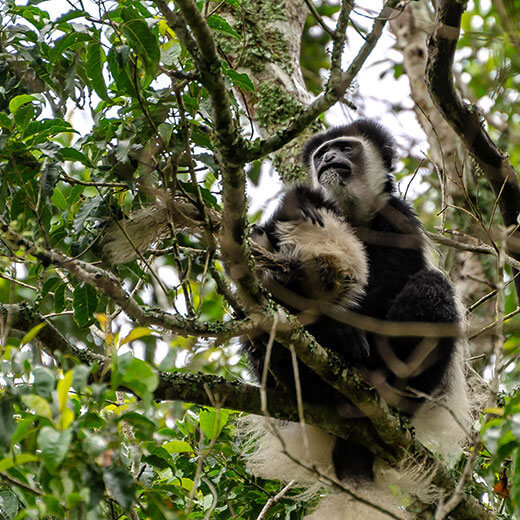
[318,163,352,181]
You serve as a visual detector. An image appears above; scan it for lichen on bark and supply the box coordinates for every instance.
[256,81,304,131]
[218,0,292,74]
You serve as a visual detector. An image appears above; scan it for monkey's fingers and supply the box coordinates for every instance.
[300,201,324,226]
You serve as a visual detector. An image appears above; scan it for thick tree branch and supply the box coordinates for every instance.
[157,0,239,156]
[0,303,106,364]
[155,371,379,446]
[0,302,380,454]
[242,0,402,162]
[426,0,520,298]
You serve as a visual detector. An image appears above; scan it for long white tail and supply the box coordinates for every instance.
[237,376,473,518]
[237,417,421,520]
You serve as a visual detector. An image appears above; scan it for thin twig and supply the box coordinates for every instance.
[290,342,309,453]
[469,306,520,340]
[257,480,296,520]
[303,0,335,37]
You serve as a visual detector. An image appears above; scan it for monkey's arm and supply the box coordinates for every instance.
[371,268,459,411]
[254,185,368,306]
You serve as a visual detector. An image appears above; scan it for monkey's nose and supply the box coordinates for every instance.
[323,151,336,163]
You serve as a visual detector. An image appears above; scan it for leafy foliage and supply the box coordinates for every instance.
[1,0,520,518]
[0,0,302,517]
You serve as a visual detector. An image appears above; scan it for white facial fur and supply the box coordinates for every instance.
[310,136,390,225]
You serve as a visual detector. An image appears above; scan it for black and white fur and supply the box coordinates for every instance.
[248,185,371,391]
[241,119,472,519]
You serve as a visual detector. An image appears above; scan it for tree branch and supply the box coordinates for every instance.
[242,0,402,162]
[156,0,264,308]
[0,302,379,453]
[0,303,106,365]
[426,0,520,299]
[427,230,520,271]
[0,223,255,339]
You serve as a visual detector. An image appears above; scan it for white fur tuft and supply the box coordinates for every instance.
[237,416,335,499]
[411,338,477,463]
[236,416,446,520]
[305,485,412,520]
[102,204,170,264]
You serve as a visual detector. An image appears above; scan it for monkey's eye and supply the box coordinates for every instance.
[314,149,325,162]
[340,144,350,153]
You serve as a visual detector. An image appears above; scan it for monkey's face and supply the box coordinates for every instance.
[309,135,390,224]
[312,137,365,189]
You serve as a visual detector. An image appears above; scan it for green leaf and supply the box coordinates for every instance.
[0,489,19,519]
[163,440,194,455]
[102,466,136,509]
[0,113,12,129]
[72,194,104,233]
[179,180,218,207]
[173,477,194,492]
[144,443,172,462]
[117,412,155,435]
[42,496,63,516]
[50,32,92,61]
[207,14,240,39]
[512,448,520,508]
[37,426,72,472]
[14,103,34,131]
[82,431,107,457]
[199,408,230,440]
[32,366,55,398]
[72,365,91,391]
[223,68,255,91]
[21,323,46,347]
[54,283,67,313]
[41,277,61,300]
[10,416,36,447]
[40,163,61,201]
[0,453,38,472]
[21,394,52,420]
[8,94,38,114]
[73,284,98,328]
[54,9,89,25]
[107,45,136,96]
[120,327,152,346]
[113,355,158,398]
[87,41,109,101]
[78,411,105,429]
[60,147,93,167]
[25,119,74,143]
[0,398,16,449]
[57,370,73,413]
[247,160,261,185]
[51,187,68,211]
[120,8,160,74]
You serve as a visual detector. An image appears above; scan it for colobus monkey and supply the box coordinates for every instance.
[241,120,471,519]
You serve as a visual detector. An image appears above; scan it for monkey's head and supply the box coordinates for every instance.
[302,119,397,224]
